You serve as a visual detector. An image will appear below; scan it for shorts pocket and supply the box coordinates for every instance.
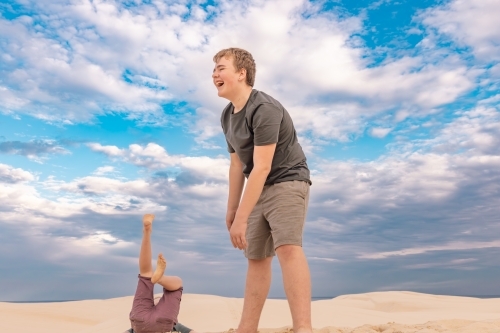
[294,181,308,199]
[302,181,309,197]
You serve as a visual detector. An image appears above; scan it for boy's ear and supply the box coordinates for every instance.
[239,68,247,81]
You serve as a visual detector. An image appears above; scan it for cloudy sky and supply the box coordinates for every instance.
[1,0,500,301]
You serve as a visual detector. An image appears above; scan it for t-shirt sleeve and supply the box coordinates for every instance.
[221,107,236,153]
[226,138,235,153]
[252,104,283,146]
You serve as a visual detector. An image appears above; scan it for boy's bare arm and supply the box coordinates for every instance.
[226,153,245,230]
[230,143,276,250]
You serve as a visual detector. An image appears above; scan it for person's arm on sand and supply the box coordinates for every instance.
[230,143,276,250]
[226,152,245,231]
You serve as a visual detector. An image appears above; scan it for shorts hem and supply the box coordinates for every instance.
[244,252,276,260]
[274,240,303,249]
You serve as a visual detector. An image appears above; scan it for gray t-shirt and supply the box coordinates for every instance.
[221,89,311,185]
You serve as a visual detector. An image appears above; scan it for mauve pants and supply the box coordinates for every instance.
[129,275,182,333]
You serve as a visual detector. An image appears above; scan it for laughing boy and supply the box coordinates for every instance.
[212,48,312,333]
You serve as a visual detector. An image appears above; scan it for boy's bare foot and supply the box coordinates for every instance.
[151,253,167,284]
[143,214,155,232]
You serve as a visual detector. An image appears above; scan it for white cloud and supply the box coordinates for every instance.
[3,106,498,269]
[53,230,134,257]
[305,106,500,261]
[0,85,29,111]
[1,0,499,300]
[360,241,500,259]
[19,229,136,264]
[88,142,229,182]
[0,0,477,142]
[0,139,70,161]
[0,163,35,183]
[0,12,171,123]
[87,143,124,157]
[422,0,500,60]
[309,257,339,262]
[93,166,115,176]
[47,176,153,197]
[370,127,392,138]
[0,165,168,231]
[430,107,500,155]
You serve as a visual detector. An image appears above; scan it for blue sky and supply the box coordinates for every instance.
[1,0,500,301]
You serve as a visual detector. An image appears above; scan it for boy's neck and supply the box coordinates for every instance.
[231,86,253,113]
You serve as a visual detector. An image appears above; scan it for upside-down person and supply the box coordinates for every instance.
[125,214,196,333]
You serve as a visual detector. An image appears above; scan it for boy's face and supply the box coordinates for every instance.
[212,56,244,99]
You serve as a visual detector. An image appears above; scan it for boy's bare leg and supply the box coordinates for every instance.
[152,253,184,290]
[139,214,155,277]
[151,253,166,283]
[276,245,312,333]
[157,275,183,291]
[237,257,273,333]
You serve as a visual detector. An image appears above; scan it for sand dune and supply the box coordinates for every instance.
[1,291,499,333]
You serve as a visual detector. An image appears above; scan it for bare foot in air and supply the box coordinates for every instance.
[151,253,167,284]
[143,214,155,233]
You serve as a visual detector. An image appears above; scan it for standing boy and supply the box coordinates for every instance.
[212,48,312,333]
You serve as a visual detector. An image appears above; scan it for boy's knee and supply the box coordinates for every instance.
[248,256,273,267]
[276,244,303,259]
[173,276,183,290]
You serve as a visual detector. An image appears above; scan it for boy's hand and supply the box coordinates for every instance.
[229,216,248,250]
[142,214,155,224]
[225,209,237,231]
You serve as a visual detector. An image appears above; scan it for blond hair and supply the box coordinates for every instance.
[213,48,256,87]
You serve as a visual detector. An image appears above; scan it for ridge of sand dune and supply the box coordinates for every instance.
[0,291,499,333]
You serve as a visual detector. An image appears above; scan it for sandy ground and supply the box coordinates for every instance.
[1,291,499,333]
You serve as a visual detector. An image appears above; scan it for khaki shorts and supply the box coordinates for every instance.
[245,180,310,259]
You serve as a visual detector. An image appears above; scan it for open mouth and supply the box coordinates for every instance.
[215,81,224,87]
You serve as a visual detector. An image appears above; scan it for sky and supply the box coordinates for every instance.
[0,0,499,302]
